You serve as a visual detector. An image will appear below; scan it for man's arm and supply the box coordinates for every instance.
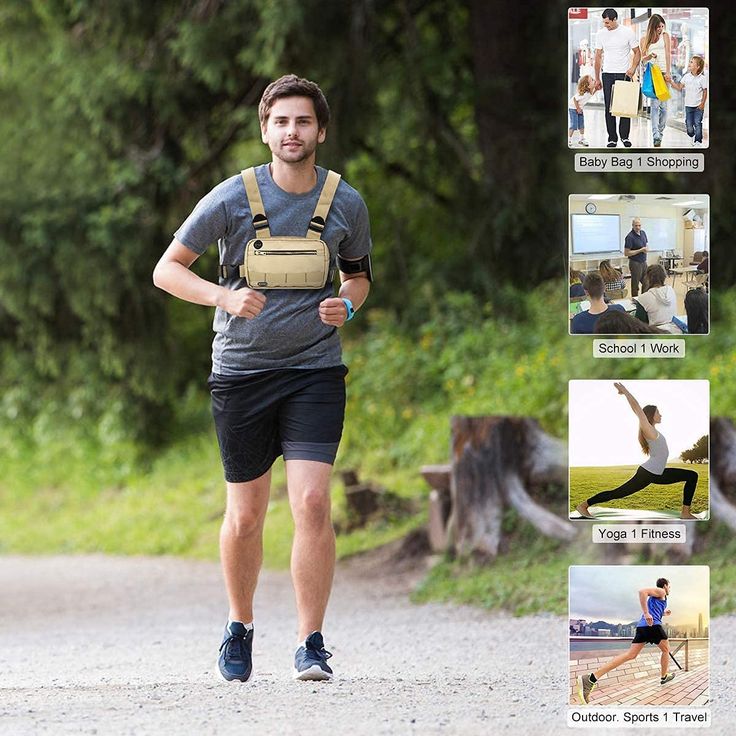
[318,265,370,327]
[624,246,647,257]
[627,46,642,78]
[594,48,603,89]
[153,238,266,319]
[638,587,663,625]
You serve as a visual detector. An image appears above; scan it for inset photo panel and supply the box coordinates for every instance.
[567,8,709,149]
[569,194,709,335]
[569,379,710,521]
[569,565,709,708]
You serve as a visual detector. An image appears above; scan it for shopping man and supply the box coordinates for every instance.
[595,8,641,147]
[153,74,372,682]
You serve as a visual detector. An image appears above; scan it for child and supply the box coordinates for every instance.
[568,75,595,147]
[669,56,708,146]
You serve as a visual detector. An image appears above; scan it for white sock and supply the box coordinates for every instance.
[228,619,254,631]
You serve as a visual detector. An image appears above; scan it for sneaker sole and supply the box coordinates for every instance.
[577,675,589,705]
[217,659,253,683]
[293,664,333,681]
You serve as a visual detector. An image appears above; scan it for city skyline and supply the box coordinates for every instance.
[569,565,710,629]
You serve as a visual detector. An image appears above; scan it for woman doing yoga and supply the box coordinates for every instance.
[576,383,699,520]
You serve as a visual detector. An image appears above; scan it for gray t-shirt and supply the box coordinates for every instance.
[175,164,372,375]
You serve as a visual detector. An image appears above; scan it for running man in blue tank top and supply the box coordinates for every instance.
[576,383,699,520]
[578,578,674,705]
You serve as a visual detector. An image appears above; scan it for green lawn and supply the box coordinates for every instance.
[0,432,424,569]
[569,464,709,514]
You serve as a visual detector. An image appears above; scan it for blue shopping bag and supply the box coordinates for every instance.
[642,62,657,99]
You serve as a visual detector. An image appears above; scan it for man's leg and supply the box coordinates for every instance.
[220,471,272,623]
[630,260,645,297]
[579,642,645,703]
[286,459,335,640]
[618,74,632,142]
[602,73,618,143]
[595,643,645,679]
[657,640,670,677]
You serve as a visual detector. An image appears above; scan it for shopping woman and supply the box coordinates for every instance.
[640,14,672,147]
[576,382,699,520]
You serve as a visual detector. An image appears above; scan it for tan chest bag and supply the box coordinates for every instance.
[219,167,341,289]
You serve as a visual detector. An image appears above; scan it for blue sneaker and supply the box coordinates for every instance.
[218,622,253,682]
[293,631,333,681]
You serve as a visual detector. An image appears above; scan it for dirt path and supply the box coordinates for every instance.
[0,555,731,735]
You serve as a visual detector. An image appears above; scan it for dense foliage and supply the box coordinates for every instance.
[1,1,734,445]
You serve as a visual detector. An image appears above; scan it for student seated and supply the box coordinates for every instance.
[571,272,626,334]
[570,269,586,298]
[683,287,708,334]
[594,310,666,334]
[598,259,626,297]
[634,265,677,328]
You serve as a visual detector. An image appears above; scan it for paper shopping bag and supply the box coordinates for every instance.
[610,80,640,118]
[651,65,671,101]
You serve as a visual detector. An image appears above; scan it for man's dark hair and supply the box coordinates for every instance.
[258,74,330,130]
[602,8,618,21]
[583,271,605,299]
[656,577,669,589]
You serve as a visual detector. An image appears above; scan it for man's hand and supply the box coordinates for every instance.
[614,382,627,395]
[664,609,672,616]
[644,613,654,626]
[219,288,267,319]
[594,78,602,91]
[626,67,637,79]
[319,297,348,327]
[698,104,705,111]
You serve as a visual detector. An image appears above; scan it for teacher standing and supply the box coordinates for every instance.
[595,8,641,148]
[624,218,648,297]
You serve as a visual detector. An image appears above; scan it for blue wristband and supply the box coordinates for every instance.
[341,298,355,321]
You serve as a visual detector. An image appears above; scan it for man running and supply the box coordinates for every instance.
[578,577,674,704]
[153,74,372,682]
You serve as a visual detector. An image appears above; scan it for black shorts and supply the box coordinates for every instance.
[208,365,348,483]
[632,625,668,644]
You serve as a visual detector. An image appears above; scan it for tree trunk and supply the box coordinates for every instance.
[447,416,575,558]
[710,418,736,530]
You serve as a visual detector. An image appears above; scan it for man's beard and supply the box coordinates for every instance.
[274,141,316,164]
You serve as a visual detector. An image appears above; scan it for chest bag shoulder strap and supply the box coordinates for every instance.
[219,168,342,280]
[306,170,341,238]
[241,167,272,237]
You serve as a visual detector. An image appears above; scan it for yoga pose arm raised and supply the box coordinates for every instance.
[614,382,657,440]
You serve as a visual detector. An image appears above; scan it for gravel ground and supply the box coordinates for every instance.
[0,555,732,736]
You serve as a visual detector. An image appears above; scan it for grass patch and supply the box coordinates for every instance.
[412,511,576,616]
[569,464,709,514]
[413,547,574,616]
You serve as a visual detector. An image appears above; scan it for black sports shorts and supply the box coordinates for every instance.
[632,625,668,644]
[208,365,348,483]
